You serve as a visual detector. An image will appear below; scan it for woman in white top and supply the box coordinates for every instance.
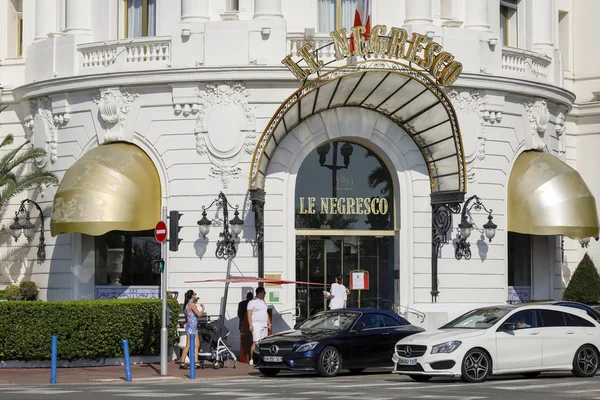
[325,274,347,310]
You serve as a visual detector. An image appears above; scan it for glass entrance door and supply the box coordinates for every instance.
[295,235,394,322]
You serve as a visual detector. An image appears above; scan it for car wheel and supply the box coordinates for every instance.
[522,372,541,379]
[461,348,491,383]
[409,375,432,382]
[317,346,341,377]
[348,368,365,374]
[259,368,280,376]
[572,344,599,378]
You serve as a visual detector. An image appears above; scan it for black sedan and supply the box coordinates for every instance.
[252,308,424,377]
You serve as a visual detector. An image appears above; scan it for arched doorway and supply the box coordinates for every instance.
[294,140,395,319]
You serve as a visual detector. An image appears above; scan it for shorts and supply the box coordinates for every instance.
[252,325,269,342]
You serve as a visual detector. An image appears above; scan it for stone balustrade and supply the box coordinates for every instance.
[78,37,171,73]
[287,32,340,66]
[501,46,552,82]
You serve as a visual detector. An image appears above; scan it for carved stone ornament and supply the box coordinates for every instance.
[555,112,566,161]
[24,97,68,167]
[93,88,139,143]
[524,100,550,151]
[447,90,487,183]
[194,82,257,189]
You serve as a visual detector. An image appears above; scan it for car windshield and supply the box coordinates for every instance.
[440,307,511,329]
[298,312,358,331]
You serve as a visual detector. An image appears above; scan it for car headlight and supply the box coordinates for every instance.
[296,342,319,352]
[431,341,462,354]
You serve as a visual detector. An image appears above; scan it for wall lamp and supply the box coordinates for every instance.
[455,195,497,260]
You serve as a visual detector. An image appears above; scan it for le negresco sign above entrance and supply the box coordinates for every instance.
[282,25,463,87]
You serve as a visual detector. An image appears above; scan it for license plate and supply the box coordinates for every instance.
[263,356,283,362]
[397,358,417,365]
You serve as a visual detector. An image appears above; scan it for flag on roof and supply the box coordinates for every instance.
[350,0,372,53]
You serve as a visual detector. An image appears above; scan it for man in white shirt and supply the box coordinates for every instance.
[247,287,271,365]
[325,274,347,310]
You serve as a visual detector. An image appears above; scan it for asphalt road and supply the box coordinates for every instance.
[3,371,600,400]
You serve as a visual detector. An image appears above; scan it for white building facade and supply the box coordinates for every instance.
[1,0,599,339]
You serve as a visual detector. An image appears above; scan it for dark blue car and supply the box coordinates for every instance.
[252,308,424,377]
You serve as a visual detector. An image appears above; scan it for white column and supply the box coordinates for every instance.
[35,0,57,41]
[404,0,433,26]
[63,0,91,35]
[181,0,209,22]
[531,0,554,57]
[464,0,490,31]
[254,0,283,19]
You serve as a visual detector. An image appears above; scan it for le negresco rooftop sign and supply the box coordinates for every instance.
[282,25,463,87]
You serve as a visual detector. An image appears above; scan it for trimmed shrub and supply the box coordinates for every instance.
[0,299,179,361]
[563,253,600,304]
[19,281,39,301]
[3,285,21,301]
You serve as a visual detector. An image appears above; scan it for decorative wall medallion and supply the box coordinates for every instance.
[195,82,256,188]
[93,88,139,143]
[24,97,68,166]
[209,162,243,189]
[447,90,482,114]
[523,100,550,151]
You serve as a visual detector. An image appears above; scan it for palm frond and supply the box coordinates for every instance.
[0,133,14,150]
[0,171,58,206]
[3,147,48,174]
[0,140,31,174]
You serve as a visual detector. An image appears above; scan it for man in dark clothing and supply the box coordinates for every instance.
[238,292,254,330]
[238,291,254,362]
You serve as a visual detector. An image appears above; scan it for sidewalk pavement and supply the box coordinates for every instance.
[0,361,255,385]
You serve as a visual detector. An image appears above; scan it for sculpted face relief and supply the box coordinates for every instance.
[282,25,463,87]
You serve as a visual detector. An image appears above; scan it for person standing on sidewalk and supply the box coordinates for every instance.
[325,274,347,310]
[238,291,254,362]
[178,289,205,369]
[247,287,270,365]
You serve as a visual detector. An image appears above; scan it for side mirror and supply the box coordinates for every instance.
[353,322,365,332]
[499,322,515,331]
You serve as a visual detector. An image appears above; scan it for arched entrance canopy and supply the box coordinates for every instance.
[50,142,161,237]
[249,60,467,202]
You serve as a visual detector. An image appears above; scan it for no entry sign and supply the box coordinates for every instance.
[154,221,167,243]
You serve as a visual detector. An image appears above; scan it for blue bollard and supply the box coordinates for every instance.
[50,336,58,384]
[189,335,196,379]
[122,340,132,382]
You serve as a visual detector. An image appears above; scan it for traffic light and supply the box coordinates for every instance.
[169,210,183,251]
[152,259,165,274]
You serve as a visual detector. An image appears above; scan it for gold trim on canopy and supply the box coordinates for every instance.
[50,142,161,237]
[508,150,599,239]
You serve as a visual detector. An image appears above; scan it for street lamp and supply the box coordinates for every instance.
[9,199,46,264]
[197,192,244,259]
[579,237,599,248]
[455,195,497,260]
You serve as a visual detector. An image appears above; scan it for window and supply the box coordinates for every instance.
[565,313,595,328]
[227,0,240,12]
[506,310,538,329]
[558,10,570,70]
[357,313,386,329]
[508,232,531,287]
[539,310,566,327]
[383,315,406,327]
[95,231,161,286]
[123,0,156,38]
[7,0,23,58]
[318,0,358,33]
[500,0,518,46]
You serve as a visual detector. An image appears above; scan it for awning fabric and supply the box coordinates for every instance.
[508,150,599,239]
[50,142,161,237]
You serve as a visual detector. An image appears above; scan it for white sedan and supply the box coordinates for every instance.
[392,304,600,383]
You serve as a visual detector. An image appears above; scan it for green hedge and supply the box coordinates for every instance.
[0,299,179,361]
[563,252,600,304]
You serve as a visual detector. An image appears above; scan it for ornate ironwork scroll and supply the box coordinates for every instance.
[431,201,462,302]
[250,188,266,286]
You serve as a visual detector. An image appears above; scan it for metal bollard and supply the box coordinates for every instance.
[122,340,132,382]
[189,334,196,379]
[50,336,58,384]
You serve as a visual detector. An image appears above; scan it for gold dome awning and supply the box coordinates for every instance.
[50,142,161,237]
[508,150,599,239]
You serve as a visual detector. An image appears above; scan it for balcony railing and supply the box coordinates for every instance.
[78,36,171,74]
[287,32,341,67]
[501,46,552,82]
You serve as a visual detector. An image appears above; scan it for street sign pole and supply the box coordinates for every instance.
[160,207,168,376]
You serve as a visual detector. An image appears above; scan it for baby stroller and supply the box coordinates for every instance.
[197,315,238,369]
